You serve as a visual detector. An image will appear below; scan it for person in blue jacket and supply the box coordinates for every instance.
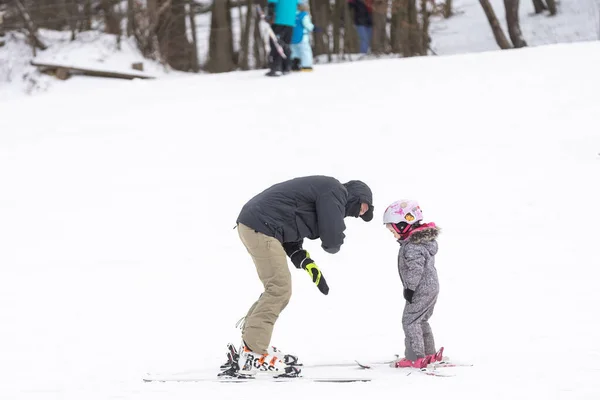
[266,0,300,76]
[290,2,314,71]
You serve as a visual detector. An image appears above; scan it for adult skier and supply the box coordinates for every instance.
[231,175,374,377]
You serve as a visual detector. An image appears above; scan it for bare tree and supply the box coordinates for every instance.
[0,8,6,47]
[31,0,66,30]
[239,0,254,70]
[443,0,452,18]
[253,4,267,69]
[188,0,199,72]
[205,0,236,72]
[332,0,344,55]
[127,0,135,36]
[532,0,546,14]
[64,0,78,40]
[420,0,433,54]
[309,0,330,57]
[390,0,403,54]
[343,1,358,54]
[545,0,556,16]
[100,0,120,34]
[504,0,526,47]
[371,0,387,54]
[479,0,512,49]
[13,0,47,51]
[81,0,92,31]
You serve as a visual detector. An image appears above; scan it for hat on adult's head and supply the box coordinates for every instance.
[343,180,374,222]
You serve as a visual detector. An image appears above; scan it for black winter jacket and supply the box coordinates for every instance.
[236,176,373,254]
[348,0,373,27]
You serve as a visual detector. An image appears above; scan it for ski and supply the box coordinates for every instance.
[143,374,370,383]
[429,361,474,369]
[255,5,286,59]
[409,368,454,378]
[354,359,467,378]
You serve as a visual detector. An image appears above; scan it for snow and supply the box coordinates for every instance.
[430,0,600,54]
[0,30,183,101]
[1,37,600,398]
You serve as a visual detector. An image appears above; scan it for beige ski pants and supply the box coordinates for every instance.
[237,223,292,354]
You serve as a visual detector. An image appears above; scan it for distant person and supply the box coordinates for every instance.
[347,0,373,55]
[290,2,315,72]
[266,0,301,76]
[382,200,444,369]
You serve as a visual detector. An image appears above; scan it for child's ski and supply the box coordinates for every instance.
[255,5,286,59]
[430,361,474,369]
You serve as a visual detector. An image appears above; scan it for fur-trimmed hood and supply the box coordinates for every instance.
[401,223,440,244]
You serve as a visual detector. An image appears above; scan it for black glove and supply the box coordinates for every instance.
[283,242,329,295]
[306,261,329,295]
[403,288,414,303]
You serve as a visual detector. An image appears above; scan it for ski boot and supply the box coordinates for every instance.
[237,345,300,378]
[394,356,431,369]
[426,347,445,365]
[268,345,301,367]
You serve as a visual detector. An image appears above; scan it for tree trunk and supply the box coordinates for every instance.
[154,0,195,71]
[332,0,344,55]
[407,0,421,56]
[253,4,266,69]
[188,0,200,71]
[81,0,92,31]
[444,0,452,18]
[371,0,388,54]
[100,0,121,35]
[479,0,512,50]
[0,11,5,48]
[310,0,329,57]
[13,0,47,50]
[205,0,236,72]
[545,0,557,16]
[343,2,359,54]
[420,0,432,55]
[532,0,546,14]
[31,0,65,30]
[65,0,78,40]
[127,0,135,36]
[239,0,254,70]
[400,0,411,56]
[504,0,527,47]
[390,0,403,53]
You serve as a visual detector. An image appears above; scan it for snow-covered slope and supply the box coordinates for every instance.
[1,39,599,400]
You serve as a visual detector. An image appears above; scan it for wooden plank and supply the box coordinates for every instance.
[30,61,156,80]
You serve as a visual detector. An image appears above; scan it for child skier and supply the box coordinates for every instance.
[290,2,314,71]
[382,200,444,368]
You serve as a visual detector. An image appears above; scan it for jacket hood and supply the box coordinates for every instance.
[399,223,440,256]
[343,180,373,221]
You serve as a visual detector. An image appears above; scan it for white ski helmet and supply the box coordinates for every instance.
[383,200,423,226]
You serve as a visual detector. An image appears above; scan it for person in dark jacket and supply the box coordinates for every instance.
[266,0,301,76]
[347,0,373,54]
[233,175,373,375]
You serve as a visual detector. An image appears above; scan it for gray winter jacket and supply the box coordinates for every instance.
[237,175,373,254]
[397,226,440,294]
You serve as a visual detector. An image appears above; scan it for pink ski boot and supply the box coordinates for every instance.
[426,347,444,364]
[394,356,430,369]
